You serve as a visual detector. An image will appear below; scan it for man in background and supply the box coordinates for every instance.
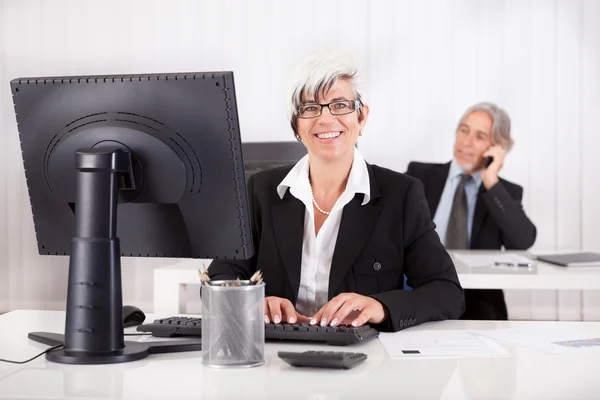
[406,102,536,320]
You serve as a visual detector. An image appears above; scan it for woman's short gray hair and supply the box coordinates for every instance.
[287,52,365,138]
[458,102,514,151]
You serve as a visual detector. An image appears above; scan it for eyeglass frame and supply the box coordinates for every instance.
[296,99,361,119]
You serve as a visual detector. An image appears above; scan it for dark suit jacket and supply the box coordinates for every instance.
[209,163,465,332]
[405,162,537,250]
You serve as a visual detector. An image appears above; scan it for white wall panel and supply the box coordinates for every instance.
[0,0,8,312]
[581,0,600,321]
[528,0,559,320]
[362,0,411,169]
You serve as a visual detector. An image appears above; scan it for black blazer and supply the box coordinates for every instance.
[208,163,465,332]
[405,162,537,250]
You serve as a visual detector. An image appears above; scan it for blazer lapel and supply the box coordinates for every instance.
[328,164,382,297]
[271,192,305,302]
[427,162,451,217]
[471,184,488,248]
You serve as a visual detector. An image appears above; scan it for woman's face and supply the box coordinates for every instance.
[296,79,369,163]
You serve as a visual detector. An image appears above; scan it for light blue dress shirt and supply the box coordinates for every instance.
[433,159,482,248]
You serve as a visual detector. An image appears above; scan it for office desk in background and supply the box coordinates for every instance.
[452,250,600,290]
[0,310,599,399]
[153,251,600,315]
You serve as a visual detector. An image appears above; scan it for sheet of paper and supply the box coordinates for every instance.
[453,252,535,268]
[378,330,509,359]
[470,328,600,355]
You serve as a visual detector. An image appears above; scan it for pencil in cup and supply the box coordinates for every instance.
[200,280,265,368]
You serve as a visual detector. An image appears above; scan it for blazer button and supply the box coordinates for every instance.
[373,262,382,271]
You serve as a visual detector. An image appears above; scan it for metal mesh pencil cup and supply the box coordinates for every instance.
[201,281,265,368]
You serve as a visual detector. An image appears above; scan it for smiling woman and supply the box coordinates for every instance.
[208,52,465,332]
[286,54,370,230]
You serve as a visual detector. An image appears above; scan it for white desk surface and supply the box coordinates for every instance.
[1,310,599,399]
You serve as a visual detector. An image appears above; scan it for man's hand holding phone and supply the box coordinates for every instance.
[481,145,506,189]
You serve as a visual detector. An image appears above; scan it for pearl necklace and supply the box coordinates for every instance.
[309,181,331,215]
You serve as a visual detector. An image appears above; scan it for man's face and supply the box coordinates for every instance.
[296,79,367,163]
[453,110,494,172]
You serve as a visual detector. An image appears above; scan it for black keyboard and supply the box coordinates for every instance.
[137,316,379,346]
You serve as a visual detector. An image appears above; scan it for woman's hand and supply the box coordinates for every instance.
[264,296,311,324]
[311,293,387,327]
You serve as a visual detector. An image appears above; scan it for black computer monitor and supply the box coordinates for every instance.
[10,72,253,364]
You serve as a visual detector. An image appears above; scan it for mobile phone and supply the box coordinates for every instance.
[485,156,494,169]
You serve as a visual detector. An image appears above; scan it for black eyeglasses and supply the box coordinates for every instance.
[296,100,360,119]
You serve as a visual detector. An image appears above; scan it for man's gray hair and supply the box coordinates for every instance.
[458,102,514,151]
[287,52,365,138]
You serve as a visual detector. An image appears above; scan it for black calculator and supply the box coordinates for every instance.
[277,350,367,369]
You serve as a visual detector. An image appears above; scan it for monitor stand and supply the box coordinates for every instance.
[27,148,201,364]
[28,332,202,364]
